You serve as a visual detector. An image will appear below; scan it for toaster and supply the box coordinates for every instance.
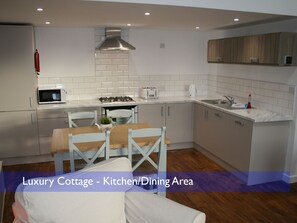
[139,87,159,99]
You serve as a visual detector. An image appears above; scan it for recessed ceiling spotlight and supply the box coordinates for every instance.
[45,21,50,25]
[195,26,200,30]
[145,12,150,16]
[234,18,239,22]
[37,8,43,12]
[127,23,131,26]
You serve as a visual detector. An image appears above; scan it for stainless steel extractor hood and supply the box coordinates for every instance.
[96,27,135,51]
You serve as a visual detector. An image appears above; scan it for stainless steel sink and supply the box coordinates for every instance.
[201,99,245,110]
[201,99,228,105]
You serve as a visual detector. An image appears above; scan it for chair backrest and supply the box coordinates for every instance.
[128,127,166,195]
[68,111,98,128]
[106,108,135,125]
[68,131,110,172]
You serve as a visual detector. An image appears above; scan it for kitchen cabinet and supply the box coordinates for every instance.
[138,103,193,144]
[208,32,297,66]
[0,25,37,111]
[207,38,233,63]
[37,107,102,154]
[194,103,289,184]
[0,111,39,158]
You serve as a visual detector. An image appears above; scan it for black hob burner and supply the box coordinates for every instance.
[99,96,135,103]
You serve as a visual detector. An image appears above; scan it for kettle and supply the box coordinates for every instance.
[189,84,196,98]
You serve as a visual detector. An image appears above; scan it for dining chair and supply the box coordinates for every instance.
[68,131,110,172]
[127,126,166,196]
[106,108,135,125]
[68,110,98,128]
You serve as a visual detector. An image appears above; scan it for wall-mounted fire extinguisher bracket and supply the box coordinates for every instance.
[34,49,40,75]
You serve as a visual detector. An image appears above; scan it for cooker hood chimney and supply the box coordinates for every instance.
[97,27,136,51]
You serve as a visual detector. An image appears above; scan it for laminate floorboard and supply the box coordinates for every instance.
[2,148,297,223]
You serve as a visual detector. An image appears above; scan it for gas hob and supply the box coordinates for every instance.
[99,96,135,103]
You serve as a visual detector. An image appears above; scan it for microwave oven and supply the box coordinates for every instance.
[37,85,66,104]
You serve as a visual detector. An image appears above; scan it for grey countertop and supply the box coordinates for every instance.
[37,96,293,123]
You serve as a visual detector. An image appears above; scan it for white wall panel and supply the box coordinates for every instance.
[129,29,209,76]
[35,27,95,77]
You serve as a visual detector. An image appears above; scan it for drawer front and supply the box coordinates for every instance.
[37,107,102,119]
[38,118,68,136]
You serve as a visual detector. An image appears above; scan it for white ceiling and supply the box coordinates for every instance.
[0,0,295,31]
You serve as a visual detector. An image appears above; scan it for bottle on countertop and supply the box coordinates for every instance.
[247,94,252,109]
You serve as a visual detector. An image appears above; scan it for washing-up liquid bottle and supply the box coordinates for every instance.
[247,94,252,109]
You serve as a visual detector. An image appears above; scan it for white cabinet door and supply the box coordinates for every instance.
[0,111,39,158]
[166,103,193,144]
[0,26,37,111]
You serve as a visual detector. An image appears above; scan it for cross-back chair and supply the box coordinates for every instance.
[128,126,166,196]
[68,131,110,172]
[68,110,98,128]
[106,108,135,125]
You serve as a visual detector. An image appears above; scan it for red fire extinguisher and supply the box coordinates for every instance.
[34,49,40,75]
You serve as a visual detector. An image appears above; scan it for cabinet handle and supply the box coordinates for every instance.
[168,106,170,116]
[161,106,164,117]
[31,113,35,124]
[234,120,244,126]
[250,57,259,63]
[29,97,33,108]
[216,57,222,62]
[214,113,222,118]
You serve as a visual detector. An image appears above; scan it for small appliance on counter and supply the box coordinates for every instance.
[37,84,67,104]
[139,87,159,99]
[189,84,196,98]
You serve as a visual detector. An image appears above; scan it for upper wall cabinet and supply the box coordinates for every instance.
[207,32,297,66]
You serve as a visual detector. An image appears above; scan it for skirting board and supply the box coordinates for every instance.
[282,173,297,184]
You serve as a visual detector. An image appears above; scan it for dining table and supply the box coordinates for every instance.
[51,123,169,175]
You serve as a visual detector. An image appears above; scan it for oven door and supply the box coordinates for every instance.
[101,105,138,124]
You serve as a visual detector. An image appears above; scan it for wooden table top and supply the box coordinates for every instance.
[51,123,169,154]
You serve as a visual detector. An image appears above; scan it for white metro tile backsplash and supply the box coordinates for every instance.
[208,75,295,116]
[38,27,208,100]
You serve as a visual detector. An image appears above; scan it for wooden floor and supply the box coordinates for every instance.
[3,148,297,223]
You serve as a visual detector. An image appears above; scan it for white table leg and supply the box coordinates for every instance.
[54,153,64,175]
[157,144,167,197]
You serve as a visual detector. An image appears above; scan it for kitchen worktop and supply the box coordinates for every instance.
[37,96,293,123]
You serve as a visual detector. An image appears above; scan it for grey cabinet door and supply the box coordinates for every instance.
[138,104,166,127]
[139,103,193,144]
[166,103,193,144]
[0,26,37,111]
[0,111,39,158]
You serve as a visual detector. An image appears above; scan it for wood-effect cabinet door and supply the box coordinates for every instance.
[258,33,280,65]
[242,35,260,64]
[166,103,193,144]
[0,111,39,158]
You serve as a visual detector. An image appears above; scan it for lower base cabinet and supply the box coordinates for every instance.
[0,111,39,158]
[37,107,102,155]
[138,103,193,144]
[194,103,289,185]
